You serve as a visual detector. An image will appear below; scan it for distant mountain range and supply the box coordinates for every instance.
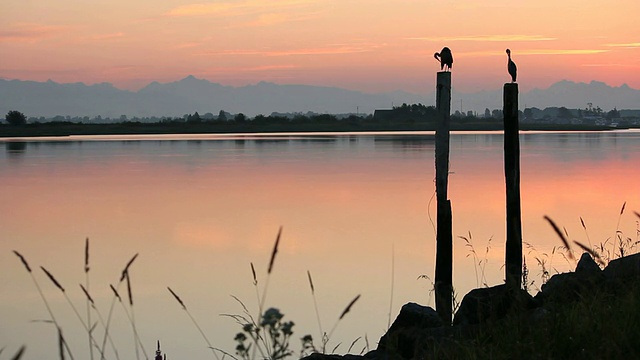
[1,76,639,119]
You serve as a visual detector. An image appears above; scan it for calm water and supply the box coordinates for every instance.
[2,131,639,359]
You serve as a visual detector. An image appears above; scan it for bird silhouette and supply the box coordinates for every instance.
[506,49,517,82]
[434,47,453,71]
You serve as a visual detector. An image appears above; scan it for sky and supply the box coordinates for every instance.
[1,0,640,94]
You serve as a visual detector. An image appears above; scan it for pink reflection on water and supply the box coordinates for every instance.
[1,131,639,359]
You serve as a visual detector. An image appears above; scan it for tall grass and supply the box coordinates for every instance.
[167,227,362,359]
[12,247,148,360]
[12,251,75,360]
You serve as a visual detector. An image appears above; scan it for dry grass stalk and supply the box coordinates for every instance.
[611,202,627,258]
[102,254,139,360]
[167,287,220,360]
[10,346,26,360]
[84,238,90,273]
[84,238,94,360]
[58,328,66,360]
[13,251,75,359]
[40,266,101,359]
[268,226,282,275]
[13,251,32,273]
[120,253,139,282]
[41,267,65,292]
[307,270,324,349]
[326,294,361,345]
[167,287,186,309]
[259,227,284,316]
[339,295,360,320]
[124,272,144,360]
[80,284,121,360]
[251,263,258,286]
[544,215,574,260]
[573,241,606,267]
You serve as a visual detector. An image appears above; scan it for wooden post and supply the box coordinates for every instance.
[503,83,522,290]
[435,71,452,324]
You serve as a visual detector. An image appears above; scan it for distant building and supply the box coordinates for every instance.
[373,109,396,122]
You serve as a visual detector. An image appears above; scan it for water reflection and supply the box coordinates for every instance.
[1,131,639,360]
[5,141,27,154]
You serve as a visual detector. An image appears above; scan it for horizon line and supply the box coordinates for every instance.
[1,76,638,95]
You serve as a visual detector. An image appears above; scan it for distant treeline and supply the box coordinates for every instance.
[2,104,637,137]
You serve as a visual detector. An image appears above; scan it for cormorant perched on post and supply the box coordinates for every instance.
[506,49,517,82]
[434,47,453,71]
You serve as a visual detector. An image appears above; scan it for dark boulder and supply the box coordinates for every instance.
[453,284,535,326]
[536,253,604,305]
[376,303,443,359]
[575,252,602,275]
[603,253,640,282]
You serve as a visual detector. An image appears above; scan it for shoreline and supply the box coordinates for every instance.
[0,122,625,138]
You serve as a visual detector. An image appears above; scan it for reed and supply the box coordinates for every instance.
[326,294,361,344]
[79,284,120,360]
[306,270,324,350]
[124,272,148,360]
[458,232,492,288]
[9,346,26,360]
[167,287,220,360]
[39,266,102,359]
[84,238,94,360]
[12,251,75,360]
[101,253,139,360]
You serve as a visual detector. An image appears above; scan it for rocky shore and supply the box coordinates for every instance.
[303,253,640,360]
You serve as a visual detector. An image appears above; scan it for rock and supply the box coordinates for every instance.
[301,352,377,360]
[453,284,535,326]
[603,253,640,282]
[376,303,443,359]
[575,252,601,275]
[536,253,606,305]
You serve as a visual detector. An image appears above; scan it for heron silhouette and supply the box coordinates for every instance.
[506,49,517,82]
[434,47,453,71]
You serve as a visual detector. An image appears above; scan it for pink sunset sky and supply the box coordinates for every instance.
[1,0,639,94]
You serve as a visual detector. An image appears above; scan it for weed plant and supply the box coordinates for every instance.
[169,227,363,360]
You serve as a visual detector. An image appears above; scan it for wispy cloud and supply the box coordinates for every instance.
[86,32,125,41]
[518,49,609,55]
[581,63,631,67]
[459,49,609,56]
[241,64,300,72]
[239,11,320,27]
[409,35,557,42]
[175,42,202,49]
[164,0,319,17]
[605,42,640,48]
[199,43,382,57]
[0,23,69,43]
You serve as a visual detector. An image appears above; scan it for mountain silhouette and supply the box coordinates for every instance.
[1,77,638,119]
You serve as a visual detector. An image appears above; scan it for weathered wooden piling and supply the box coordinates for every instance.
[503,83,522,290]
[435,71,452,324]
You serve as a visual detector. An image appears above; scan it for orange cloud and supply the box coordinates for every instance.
[205,64,300,73]
[164,0,319,17]
[605,42,640,48]
[409,35,557,42]
[458,49,609,57]
[202,43,382,57]
[0,23,69,43]
[88,32,126,41]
